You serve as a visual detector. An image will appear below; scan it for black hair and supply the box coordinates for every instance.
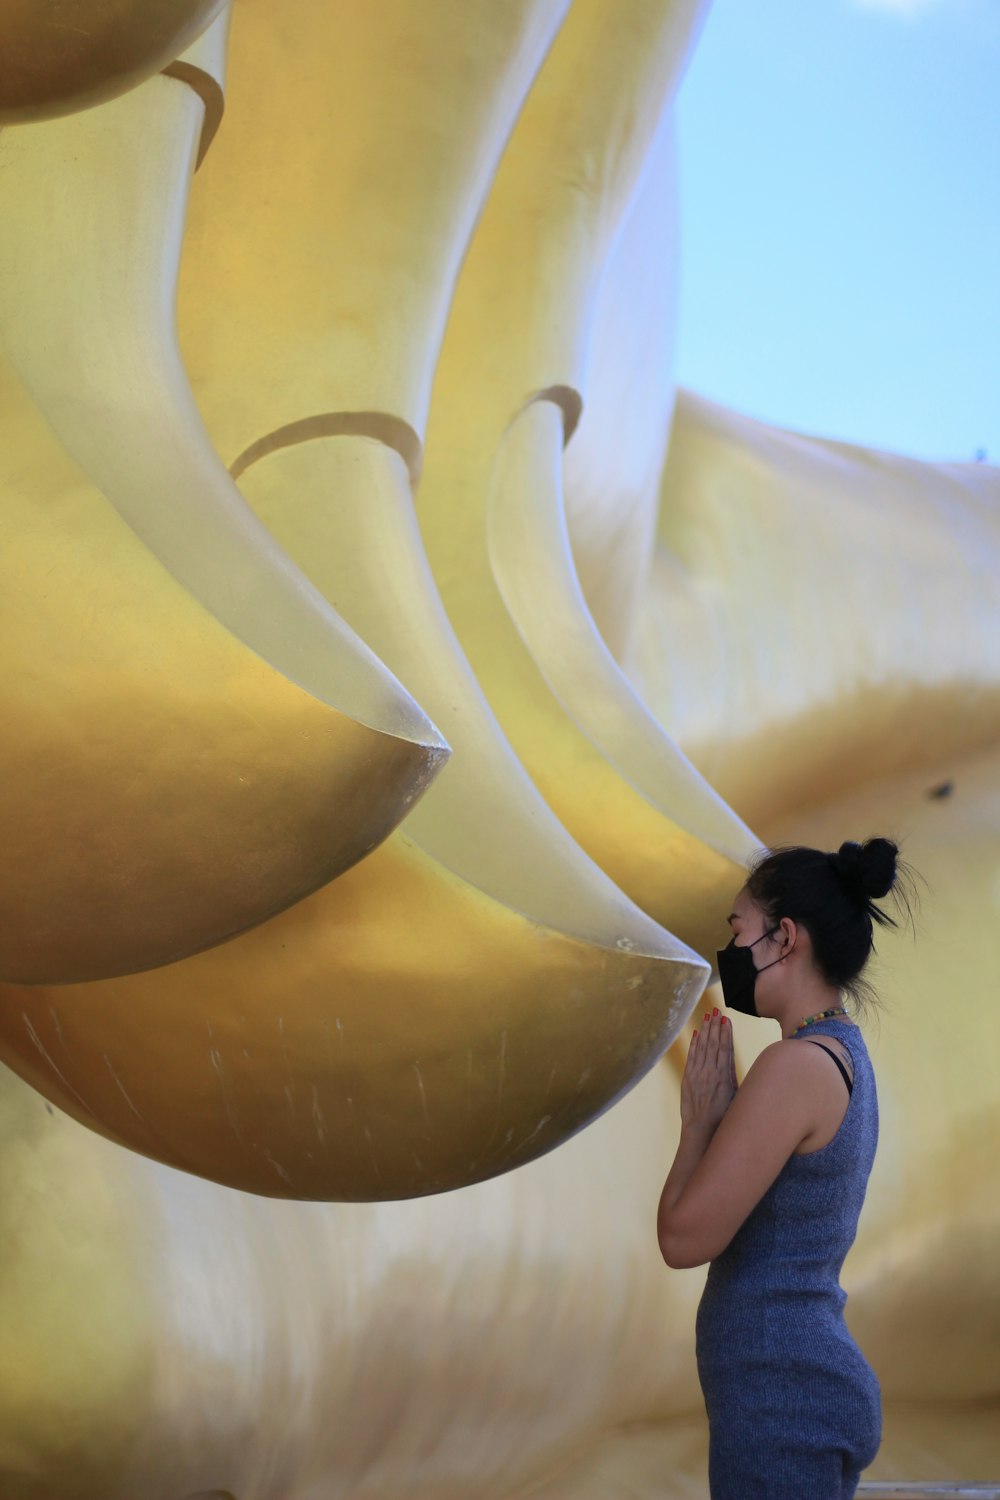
[743,837,919,1029]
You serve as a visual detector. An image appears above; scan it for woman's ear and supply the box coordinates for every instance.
[780,916,798,956]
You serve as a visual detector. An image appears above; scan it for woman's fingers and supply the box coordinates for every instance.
[709,1012,729,1080]
[681,1012,739,1124]
[688,1013,732,1067]
[707,1011,721,1066]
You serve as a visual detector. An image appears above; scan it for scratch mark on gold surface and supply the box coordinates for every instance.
[264,1150,293,1187]
[104,1055,142,1118]
[413,1062,430,1130]
[209,1047,250,1148]
[310,1084,327,1146]
[363,1124,382,1182]
[520,1115,551,1150]
[23,1014,95,1119]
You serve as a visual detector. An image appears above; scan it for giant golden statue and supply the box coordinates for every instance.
[0,3,997,1497]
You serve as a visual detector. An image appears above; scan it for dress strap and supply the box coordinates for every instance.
[796,1038,853,1095]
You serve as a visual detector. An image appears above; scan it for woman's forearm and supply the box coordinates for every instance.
[657,1121,715,1253]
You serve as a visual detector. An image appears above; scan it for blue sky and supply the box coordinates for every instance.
[673,0,1000,463]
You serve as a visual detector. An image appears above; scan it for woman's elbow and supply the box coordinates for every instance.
[659,1228,708,1270]
[658,1229,672,1267]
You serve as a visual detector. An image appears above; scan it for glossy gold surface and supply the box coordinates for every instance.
[0,20,449,983]
[1,742,997,1497]
[176,0,573,451]
[172,0,755,959]
[1,0,998,1495]
[0,353,446,985]
[416,0,757,942]
[0,2,712,1190]
[632,388,1000,824]
[0,829,705,1200]
[0,0,228,122]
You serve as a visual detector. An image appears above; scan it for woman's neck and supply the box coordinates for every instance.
[779,989,848,1038]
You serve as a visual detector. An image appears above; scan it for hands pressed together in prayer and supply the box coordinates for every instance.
[680,1007,738,1133]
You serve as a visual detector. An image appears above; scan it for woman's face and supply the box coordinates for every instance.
[724,886,786,1018]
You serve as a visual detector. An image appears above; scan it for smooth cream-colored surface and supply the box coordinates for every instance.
[1,0,997,1495]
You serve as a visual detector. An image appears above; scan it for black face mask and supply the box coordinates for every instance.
[716,926,782,1016]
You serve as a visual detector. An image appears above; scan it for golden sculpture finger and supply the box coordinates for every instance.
[413,0,754,953]
[0,30,450,984]
[171,0,742,958]
[0,0,229,123]
[0,815,707,1198]
[171,0,749,963]
[0,353,447,986]
[176,0,573,458]
[170,0,752,960]
[0,35,441,772]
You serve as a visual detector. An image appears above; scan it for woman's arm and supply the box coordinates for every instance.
[657,1120,716,1263]
[657,1012,733,1266]
[658,1042,819,1269]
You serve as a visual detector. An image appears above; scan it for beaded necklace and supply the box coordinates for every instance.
[791,1005,849,1035]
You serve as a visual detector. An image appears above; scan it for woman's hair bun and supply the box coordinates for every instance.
[831,837,898,902]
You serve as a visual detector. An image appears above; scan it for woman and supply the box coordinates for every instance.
[657,837,915,1500]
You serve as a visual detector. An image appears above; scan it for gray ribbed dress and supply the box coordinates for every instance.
[695,1017,882,1500]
